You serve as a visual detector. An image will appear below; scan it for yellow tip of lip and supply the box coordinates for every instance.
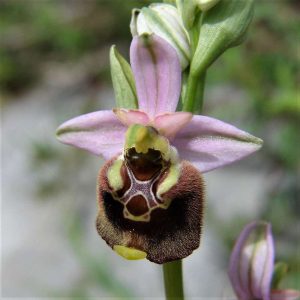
[113,245,147,260]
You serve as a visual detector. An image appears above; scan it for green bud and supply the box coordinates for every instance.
[109,45,138,109]
[190,0,254,76]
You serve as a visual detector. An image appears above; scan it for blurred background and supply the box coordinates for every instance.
[1,0,299,298]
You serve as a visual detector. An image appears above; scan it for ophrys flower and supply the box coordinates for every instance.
[57,34,262,263]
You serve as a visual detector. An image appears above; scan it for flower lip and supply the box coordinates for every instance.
[97,157,205,264]
[113,245,147,260]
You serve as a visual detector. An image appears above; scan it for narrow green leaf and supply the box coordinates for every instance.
[110,45,138,109]
[191,0,254,76]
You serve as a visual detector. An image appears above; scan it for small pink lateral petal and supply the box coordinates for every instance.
[271,290,300,300]
[154,112,193,138]
[130,34,181,118]
[56,110,126,159]
[113,108,150,126]
[172,115,263,173]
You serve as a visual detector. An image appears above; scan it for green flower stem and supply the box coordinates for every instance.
[182,9,206,114]
[163,260,184,300]
[182,71,206,114]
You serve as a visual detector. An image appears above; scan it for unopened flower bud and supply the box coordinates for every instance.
[130,4,191,70]
[228,221,274,300]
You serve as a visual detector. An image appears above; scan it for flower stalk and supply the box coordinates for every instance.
[182,71,206,113]
[163,260,184,300]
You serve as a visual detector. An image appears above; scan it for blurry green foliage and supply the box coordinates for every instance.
[0,0,152,93]
[32,141,59,163]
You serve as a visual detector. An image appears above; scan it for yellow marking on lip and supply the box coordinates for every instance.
[113,245,147,260]
[107,158,124,191]
[157,163,180,197]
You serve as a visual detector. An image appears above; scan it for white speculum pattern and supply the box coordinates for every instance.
[120,163,170,222]
[108,158,178,222]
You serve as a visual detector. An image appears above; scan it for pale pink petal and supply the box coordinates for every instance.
[228,221,274,300]
[56,110,126,159]
[172,115,263,173]
[271,290,300,300]
[130,34,181,118]
[113,108,150,127]
[154,112,193,138]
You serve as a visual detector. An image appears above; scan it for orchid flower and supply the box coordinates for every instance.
[228,221,300,300]
[56,34,262,264]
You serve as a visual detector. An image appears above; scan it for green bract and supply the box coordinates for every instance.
[110,45,138,109]
[190,0,254,76]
